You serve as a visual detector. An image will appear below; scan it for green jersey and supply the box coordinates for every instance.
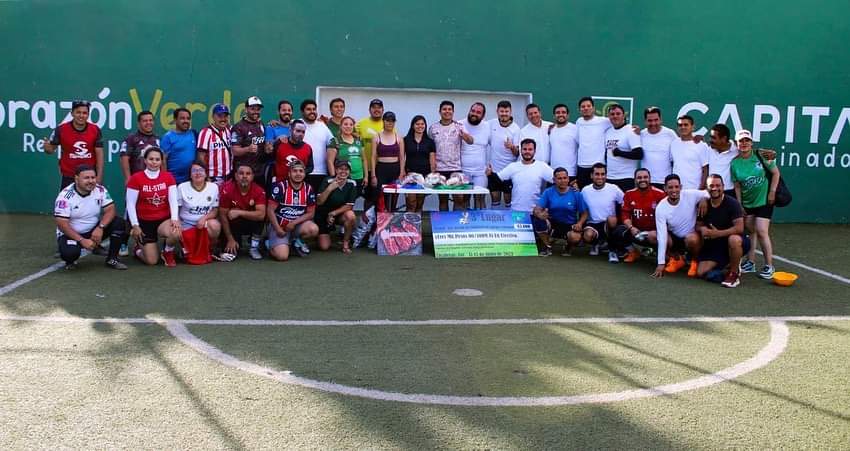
[338,138,366,180]
[318,177,359,210]
[731,152,776,208]
[327,119,342,140]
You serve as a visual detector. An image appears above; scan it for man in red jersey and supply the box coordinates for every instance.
[274,119,313,185]
[44,100,104,189]
[613,167,667,263]
[218,163,267,261]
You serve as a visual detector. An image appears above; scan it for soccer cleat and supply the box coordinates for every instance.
[740,259,756,273]
[623,248,641,263]
[758,264,775,280]
[293,238,311,255]
[722,271,741,288]
[105,258,128,270]
[538,246,552,257]
[119,243,129,257]
[161,250,177,267]
[589,244,600,256]
[608,251,619,263]
[248,247,263,260]
[687,260,699,277]
[664,255,686,273]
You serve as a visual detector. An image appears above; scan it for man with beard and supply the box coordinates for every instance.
[300,99,338,191]
[232,96,268,186]
[520,103,552,164]
[45,100,105,189]
[604,104,643,191]
[696,174,749,287]
[218,163,267,261]
[639,107,677,189]
[196,103,232,184]
[670,115,710,190]
[160,108,198,185]
[580,163,624,262]
[532,167,587,256]
[265,100,293,154]
[430,100,473,211]
[459,102,490,209]
[651,174,709,278]
[613,168,667,263]
[120,110,160,182]
[54,165,127,270]
[274,119,313,184]
[267,160,319,261]
[487,100,521,208]
[575,97,611,188]
[487,138,554,215]
[548,103,578,183]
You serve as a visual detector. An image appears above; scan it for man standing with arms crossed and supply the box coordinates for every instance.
[549,103,579,184]
[487,100,521,208]
[44,100,104,189]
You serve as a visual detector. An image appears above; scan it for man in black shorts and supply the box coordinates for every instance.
[696,174,750,287]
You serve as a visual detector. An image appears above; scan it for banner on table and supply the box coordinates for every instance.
[431,210,537,258]
[377,212,423,256]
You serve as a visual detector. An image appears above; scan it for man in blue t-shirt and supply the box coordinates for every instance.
[264,100,293,153]
[161,108,198,184]
[532,167,588,256]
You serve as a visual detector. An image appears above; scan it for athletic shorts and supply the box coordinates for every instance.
[698,235,751,268]
[670,234,687,253]
[744,203,774,219]
[584,222,607,244]
[316,208,348,235]
[533,217,574,238]
[268,223,307,248]
[137,217,169,245]
[487,173,512,194]
[462,172,487,189]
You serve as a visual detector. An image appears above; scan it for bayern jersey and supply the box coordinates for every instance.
[270,180,315,225]
[621,187,667,231]
[197,125,232,178]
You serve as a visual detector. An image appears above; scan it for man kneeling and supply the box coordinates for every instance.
[532,167,587,256]
[696,174,750,288]
[267,160,319,261]
[54,164,127,270]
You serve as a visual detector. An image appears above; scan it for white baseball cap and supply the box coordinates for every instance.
[245,96,263,108]
[735,129,753,141]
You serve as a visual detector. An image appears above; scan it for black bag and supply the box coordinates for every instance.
[755,150,792,207]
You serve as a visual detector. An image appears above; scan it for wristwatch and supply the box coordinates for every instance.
[98,223,106,229]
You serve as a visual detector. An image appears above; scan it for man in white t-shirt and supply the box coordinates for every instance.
[651,174,709,278]
[639,106,677,188]
[670,115,710,190]
[460,102,491,209]
[487,100,521,208]
[707,123,739,197]
[300,99,339,193]
[53,164,127,270]
[580,163,624,262]
[487,138,554,213]
[575,96,612,188]
[548,103,579,181]
[604,104,643,192]
[520,103,552,164]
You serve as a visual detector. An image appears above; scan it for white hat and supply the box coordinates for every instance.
[735,129,753,141]
[245,96,263,108]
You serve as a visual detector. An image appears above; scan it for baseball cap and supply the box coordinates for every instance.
[211,103,230,115]
[245,96,263,108]
[382,111,397,121]
[369,98,383,107]
[735,129,753,141]
[334,159,352,169]
[71,99,91,110]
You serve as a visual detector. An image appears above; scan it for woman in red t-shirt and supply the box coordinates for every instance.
[126,147,182,266]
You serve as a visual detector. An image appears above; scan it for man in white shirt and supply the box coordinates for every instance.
[460,102,491,209]
[300,99,339,193]
[651,174,709,278]
[708,123,739,197]
[604,104,643,192]
[54,164,127,270]
[487,138,554,214]
[575,96,612,188]
[487,100,521,208]
[520,103,552,164]
[639,106,677,189]
[580,163,624,262]
[548,103,579,182]
[670,115,710,190]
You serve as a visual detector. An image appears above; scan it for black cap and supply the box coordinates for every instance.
[369,98,383,107]
[334,159,352,169]
[382,111,396,121]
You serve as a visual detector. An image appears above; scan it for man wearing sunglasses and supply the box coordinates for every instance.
[44,100,104,190]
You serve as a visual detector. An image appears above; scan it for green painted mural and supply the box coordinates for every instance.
[2,1,849,222]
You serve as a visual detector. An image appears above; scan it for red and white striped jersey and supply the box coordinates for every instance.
[197,125,232,178]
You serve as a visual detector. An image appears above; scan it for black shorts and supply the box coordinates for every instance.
[698,235,751,267]
[670,234,687,253]
[609,178,635,192]
[138,217,168,245]
[229,219,264,243]
[744,203,774,219]
[576,166,593,188]
[584,222,607,244]
[487,173,513,194]
[316,208,335,235]
[376,161,401,187]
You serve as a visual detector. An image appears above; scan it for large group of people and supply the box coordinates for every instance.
[48,95,783,287]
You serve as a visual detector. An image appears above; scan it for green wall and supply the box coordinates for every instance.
[2,1,849,222]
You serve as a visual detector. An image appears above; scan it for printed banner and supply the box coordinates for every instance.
[431,210,537,258]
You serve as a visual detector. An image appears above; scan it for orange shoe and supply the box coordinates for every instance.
[664,255,685,273]
[623,248,641,263]
[687,260,698,277]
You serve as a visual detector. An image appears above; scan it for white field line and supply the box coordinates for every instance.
[164,320,790,407]
[0,262,65,296]
[756,250,850,285]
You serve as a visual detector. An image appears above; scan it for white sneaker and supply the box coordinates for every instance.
[293,238,311,255]
[248,247,263,260]
[758,264,775,280]
[608,251,619,263]
[589,245,599,256]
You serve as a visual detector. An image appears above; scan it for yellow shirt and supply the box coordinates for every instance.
[355,117,383,172]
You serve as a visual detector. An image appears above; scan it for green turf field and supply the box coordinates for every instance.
[1,214,849,449]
